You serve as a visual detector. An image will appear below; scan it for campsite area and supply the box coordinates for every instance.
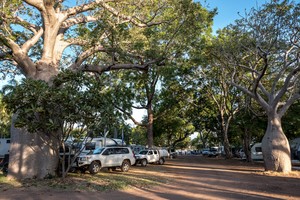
[1,155,300,200]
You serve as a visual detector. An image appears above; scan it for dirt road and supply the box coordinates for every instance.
[1,156,300,200]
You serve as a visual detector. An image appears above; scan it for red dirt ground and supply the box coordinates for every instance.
[1,155,300,200]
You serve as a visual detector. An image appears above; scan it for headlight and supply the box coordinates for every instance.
[79,156,90,161]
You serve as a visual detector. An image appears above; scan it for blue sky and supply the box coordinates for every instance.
[198,0,267,32]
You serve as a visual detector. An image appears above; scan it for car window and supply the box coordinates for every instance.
[92,147,104,155]
[154,151,158,155]
[255,147,262,152]
[139,150,148,155]
[85,142,96,150]
[148,151,153,155]
[115,148,129,154]
[122,148,129,154]
[104,148,115,155]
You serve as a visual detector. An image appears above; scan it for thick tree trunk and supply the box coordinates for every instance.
[242,129,252,162]
[221,119,232,159]
[223,134,232,159]
[261,115,291,173]
[8,115,59,180]
[7,62,60,180]
[147,107,154,148]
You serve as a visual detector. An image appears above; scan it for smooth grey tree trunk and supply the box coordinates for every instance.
[7,115,59,180]
[262,115,291,173]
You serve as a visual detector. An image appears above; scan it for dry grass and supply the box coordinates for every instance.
[259,170,300,178]
[0,166,168,192]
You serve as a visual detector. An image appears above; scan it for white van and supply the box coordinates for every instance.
[251,143,263,160]
[0,138,10,158]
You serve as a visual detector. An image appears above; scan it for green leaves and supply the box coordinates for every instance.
[2,71,118,136]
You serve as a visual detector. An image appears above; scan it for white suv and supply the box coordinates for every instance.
[75,146,136,174]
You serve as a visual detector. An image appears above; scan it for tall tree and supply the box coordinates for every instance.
[109,1,215,147]
[211,0,300,172]
[0,0,213,179]
[198,65,243,158]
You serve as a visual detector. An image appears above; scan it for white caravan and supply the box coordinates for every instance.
[0,138,10,158]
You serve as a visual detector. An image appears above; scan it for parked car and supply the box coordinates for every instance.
[135,149,169,167]
[74,146,136,174]
[201,148,210,156]
[208,147,221,157]
[251,143,263,160]
[168,148,178,159]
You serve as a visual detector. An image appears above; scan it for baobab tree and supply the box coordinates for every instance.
[211,0,300,172]
[0,0,213,179]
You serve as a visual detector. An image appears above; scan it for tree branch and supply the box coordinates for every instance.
[80,58,164,74]
[114,105,146,127]
[278,93,300,118]
[21,28,43,53]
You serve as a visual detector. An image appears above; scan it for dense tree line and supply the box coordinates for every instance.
[0,0,299,180]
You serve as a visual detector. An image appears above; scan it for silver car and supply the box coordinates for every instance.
[76,146,136,174]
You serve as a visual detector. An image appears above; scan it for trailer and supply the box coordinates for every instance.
[0,138,10,158]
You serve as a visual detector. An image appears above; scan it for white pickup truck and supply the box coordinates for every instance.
[135,149,169,167]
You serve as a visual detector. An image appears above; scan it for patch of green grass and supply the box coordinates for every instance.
[0,169,168,192]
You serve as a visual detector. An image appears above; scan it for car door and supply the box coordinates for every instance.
[114,147,126,166]
[101,148,115,167]
[148,150,155,162]
[153,150,159,162]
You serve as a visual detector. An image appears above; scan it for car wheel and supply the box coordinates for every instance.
[89,161,101,174]
[121,160,130,172]
[2,164,8,176]
[141,159,147,167]
[158,158,165,165]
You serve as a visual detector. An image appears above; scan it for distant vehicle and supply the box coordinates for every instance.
[130,144,146,154]
[208,147,221,157]
[251,143,263,160]
[0,138,10,158]
[168,148,177,159]
[238,149,246,160]
[202,148,210,156]
[75,146,136,174]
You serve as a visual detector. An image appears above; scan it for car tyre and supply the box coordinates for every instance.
[2,164,8,176]
[158,158,165,165]
[89,161,101,174]
[141,159,147,167]
[121,160,130,172]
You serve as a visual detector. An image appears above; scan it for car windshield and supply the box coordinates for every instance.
[90,147,104,155]
[139,150,148,155]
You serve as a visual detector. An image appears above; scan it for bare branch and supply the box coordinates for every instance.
[99,1,164,27]
[63,0,121,17]
[81,58,164,74]
[73,45,107,68]
[21,28,43,53]
[278,93,300,118]
[13,16,40,33]
[114,105,146,127]
[24,0,44,11]
[62,16,99,28]
[273,65,300,106]
[253,47,269,98]
[132,105,147,109]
